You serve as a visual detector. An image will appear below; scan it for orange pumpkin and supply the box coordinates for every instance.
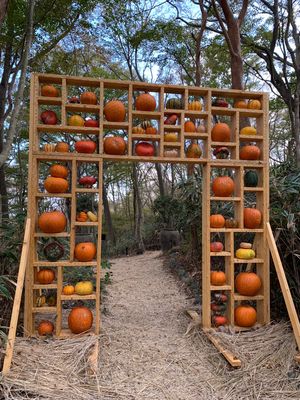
[186,142,202,158]
[44,177,68,193]
[38,210,67,233]
[188,100,202,111]
[76,211,88,222]
[68,306,93,334]
[210,271,226,286]
[212,176,234,197]
[80,91,97,105]
[74,242,96,261]
[244,208,262,229]
[234,100,247,108]
[240,145,261,160]
[145,126,157,135]
[184,120,196,132]
[38,320,54,336]
[164,132,178,142]
[136,92,156,111]
[37,269,55,284]
[62,285,75,295]
[132,126,145,135]
[248,99,261,110]
[43,143,56,152]
[211,123,231,142]
[104,100,126,122]
[235,305,257,327]
[41,85,59,97]
[210,214,225,228]
[235,272,262,296]
[104,136,126,155]
[49,164,68,179]
[68,115,85,126]
[55,142,70,152]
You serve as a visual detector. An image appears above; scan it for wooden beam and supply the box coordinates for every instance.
[266,222,300,350]
[2,218,31,375]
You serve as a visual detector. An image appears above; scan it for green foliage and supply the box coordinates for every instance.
[152,195,181,229]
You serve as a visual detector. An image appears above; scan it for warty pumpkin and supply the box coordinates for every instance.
[44,176,68,193]
[235,272,262,296]
[38,210,67,233]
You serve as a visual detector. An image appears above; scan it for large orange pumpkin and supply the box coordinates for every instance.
[210,214,225,228]
[41,85,59,97]
[104,100,126,122]
[74,242,96,261]
[210,271,226,286]
[184,120,196,132]
[37,269,55,284]
[80,91,97,105]
[211,123,231,142]
[68,306,93,334]
[135,93,156,111]
[235,305,257,327]
[38,320,54,336]
[55,142,70,152]
[49,164,68,179]
[38,210,67,233]
[104,136,126,155]
[240,145,261,160]
[244,208,262,229]
[212,176,234,197]
[44,177,68,193]
[235,272,262,296]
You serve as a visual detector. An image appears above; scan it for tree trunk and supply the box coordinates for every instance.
[295,92,300,168]
[102,183,116,245]
[132,163,145,253]
[0,165,9,220]
[0,0,9,29]
[155,163,165,197]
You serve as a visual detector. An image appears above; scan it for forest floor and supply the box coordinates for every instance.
[1,251,300,399]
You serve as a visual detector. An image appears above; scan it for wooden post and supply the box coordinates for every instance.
[3,218,31,375]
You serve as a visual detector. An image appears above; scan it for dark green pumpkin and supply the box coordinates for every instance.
[244,170,258,187]
[166,98,183,109]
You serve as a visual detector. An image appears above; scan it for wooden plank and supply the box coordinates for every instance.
[203,329,241,367]
[95,159,103,335]
[266,222,300,350]
[3,218,31,375]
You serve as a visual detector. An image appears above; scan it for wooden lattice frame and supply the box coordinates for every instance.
[24,73,269,337]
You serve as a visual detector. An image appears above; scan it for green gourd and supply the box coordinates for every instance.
[166,98,183,109]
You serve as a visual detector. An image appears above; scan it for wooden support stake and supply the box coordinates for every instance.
[3,218,31,375]
[266,222,300,351]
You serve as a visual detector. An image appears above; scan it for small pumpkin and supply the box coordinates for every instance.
[68,115,85,126]
[244,208,262,229]
[184,120,196,132]
[235,248,256,259]
[244,170,258,187]
[84,119,99,127]
[78,176,97,187]
[188,101,202,111]
[164,149,178,158]
[37,269,55,284]
[55,142,70,152]
[240,126,257,135]
[240,242,252,249]
[164,132,178,142]
[211,123,231,142]
[62,285,75,295]
[213,315,228,327]
[104,100,126,122]
[164,114,178,125]
[43,143,56,152]
[210,214,225,228]
[46,295,56,306]
[40,110,58,125]
[135,142,155,157]
[80,91,97,105]
[76,211,88,222]
[75,281,93,295]
[145,126,157,135]
[235,272,262,296]
[132,126,145,135]
[210,271,226,286]
[41,85,59,97]
[38,320,54,336]
[240,145,261,160]
[166,98,183,109]
[49,164,68,179]
[136,93,156,111]
[212,98,228,108]
[104,136,126,155]
[75,140,97,154]
[210,242,224,252]
[74,242,96,262]
[225,218,238,228]
[248,100,261,110]
[235,305,257,327]
[44,177,68,193]
[234,100,247,109]
[68,306,93,334]
[186,142,202,158]
[212,176,234,197]
[38,211,67,233]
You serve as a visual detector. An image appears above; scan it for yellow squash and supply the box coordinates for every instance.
[75,281,94,295]
[235,248,256,259]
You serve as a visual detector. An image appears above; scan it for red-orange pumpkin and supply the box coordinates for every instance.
[210,271,226,286]
[104,100,126,122]
[38,211,67,233]
[184,120,196,132]
[235,272,262,296]
[240,145,261,160]
[38,320,54,336]
[75,140,97,154]
[37,269,55,284]
[104,136,126,155]
[235,305,257,327]
[135,142,155,157]
[211,123,231,142]
[210,214,225,228]
[80,91,97,105]
[136,93,156,111]
[74,242,96,261]
[68,306,93,334]
[49,164,68,179]
[213,315,228,327]
[55,142,69,152]
[41,85,59,97]
[244,208,262,229]
[212,176,234,197]
[210,242,224,252]
[44,177,68,193]
[145,126,157,135]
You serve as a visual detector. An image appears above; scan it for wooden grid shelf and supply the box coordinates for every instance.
[61,293,97,300]
[32,307,56,313]
[25,72,269,339]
